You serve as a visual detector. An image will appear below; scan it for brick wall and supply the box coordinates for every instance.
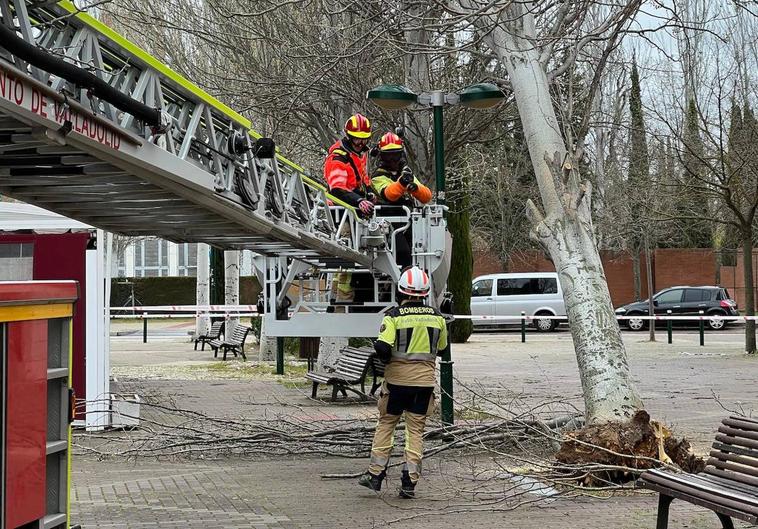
[473,247,723,307]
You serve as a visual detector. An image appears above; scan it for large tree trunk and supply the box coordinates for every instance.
[742,232,756,354]
[224,250,240,332]
[480,10,643,423]
[196,243,211,337]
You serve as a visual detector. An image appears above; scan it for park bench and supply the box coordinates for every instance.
[306,346,385,401]
[638,415,758,529]
[210,324,252,361]
[194,320,224,351]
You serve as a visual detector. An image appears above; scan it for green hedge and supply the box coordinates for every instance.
[111,276,261,307]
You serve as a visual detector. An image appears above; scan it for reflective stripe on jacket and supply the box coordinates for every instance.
[371,168,432,205]
[324,139,370,194]
[377,303,448,361]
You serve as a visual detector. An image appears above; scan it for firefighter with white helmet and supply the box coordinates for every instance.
[358,266,449,498]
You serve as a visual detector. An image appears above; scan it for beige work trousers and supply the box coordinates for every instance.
[367,383,434,483]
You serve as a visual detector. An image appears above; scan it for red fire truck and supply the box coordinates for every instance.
[1,281,76,529]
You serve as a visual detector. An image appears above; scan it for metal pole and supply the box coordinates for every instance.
[276,337,284,375]
[521,311,526,343]
[432,90,453,426]
[667,310,673,344]
[699,310,705,346]
[142,312,148,343]
[432,91,445,206]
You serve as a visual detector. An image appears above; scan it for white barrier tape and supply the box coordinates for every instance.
[110,305,259,312]
[107,306,755,322]
[453,314,758,321]
[110,313,260,319]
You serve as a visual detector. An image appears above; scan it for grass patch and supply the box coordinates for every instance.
[186,359,310,385]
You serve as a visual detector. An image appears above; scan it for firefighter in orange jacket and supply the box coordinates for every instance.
[324,113,376,218]
[371,132,432,207]
[371,132,432,268]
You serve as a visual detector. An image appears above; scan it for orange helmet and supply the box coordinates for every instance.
[344,113,372,139]
[378,132,403,152]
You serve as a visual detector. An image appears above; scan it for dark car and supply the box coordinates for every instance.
[615,286,738,331]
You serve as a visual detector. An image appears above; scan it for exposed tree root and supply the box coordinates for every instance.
[555,410,704,485]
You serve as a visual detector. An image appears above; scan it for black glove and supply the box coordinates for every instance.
[406,182,418,192]
[399,167,414,187]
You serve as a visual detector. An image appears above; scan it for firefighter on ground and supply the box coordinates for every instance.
[371,132,432,268]
[358,266,449,498]
[324,113,377,305]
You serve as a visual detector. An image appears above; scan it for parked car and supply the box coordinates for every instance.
[471,272,566,332]
[615,286,738,331]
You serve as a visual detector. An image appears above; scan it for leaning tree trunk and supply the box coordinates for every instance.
[480,15,643,423]
[742,231,756,354]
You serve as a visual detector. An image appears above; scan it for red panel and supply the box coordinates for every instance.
[0,232,90,419]
[0,281,78,305]
[5,319,48,528]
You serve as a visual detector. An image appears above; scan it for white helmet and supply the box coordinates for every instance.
[398,266,430,297]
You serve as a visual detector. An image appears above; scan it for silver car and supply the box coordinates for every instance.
[471,272,567,331]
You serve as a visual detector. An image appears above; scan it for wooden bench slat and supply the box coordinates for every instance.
[731,415,758,425]
[711,444,758,464]
[688,472,758,499]
[723,417,758,433]
[707,456,758,477]
[719,424,758,442]
[705,466,758,488]
[715,433,758,451]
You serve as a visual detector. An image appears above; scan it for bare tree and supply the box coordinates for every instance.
[449,0,649,424]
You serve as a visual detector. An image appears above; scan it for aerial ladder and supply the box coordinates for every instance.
[0,0,451,339]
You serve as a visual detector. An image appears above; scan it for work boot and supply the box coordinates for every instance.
[399,470,416,499]
[358,471,385,492]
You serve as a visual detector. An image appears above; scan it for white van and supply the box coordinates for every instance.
[471,272,566,331]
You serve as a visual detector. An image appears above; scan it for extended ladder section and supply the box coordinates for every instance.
[0,1,450,336]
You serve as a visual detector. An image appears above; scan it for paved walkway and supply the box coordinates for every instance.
[70,331,758,528]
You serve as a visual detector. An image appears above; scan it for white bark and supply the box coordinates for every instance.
[224,250,240,331]
[196,242,211,337]
[258,317,277,361]
[468,2,643,423]
[316,337,348,371]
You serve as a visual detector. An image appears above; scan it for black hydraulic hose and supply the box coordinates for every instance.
[0,24,161,127]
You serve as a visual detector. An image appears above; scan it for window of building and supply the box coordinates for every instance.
[0,242,33,280]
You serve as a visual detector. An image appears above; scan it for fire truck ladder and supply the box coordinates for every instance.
[0,0,450,337]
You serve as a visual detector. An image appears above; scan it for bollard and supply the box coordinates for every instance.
[521,311,526,343]
[439,345,454,426]
[276,336,284,375]
[699,310,705,346]
[667,310,673,344]
[143,312,148,343]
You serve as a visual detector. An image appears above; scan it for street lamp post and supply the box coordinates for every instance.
[367,82,504,426]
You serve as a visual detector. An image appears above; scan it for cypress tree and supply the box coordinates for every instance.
[628,59,649,299]
[680,98,711,247]
[447,171,473,343]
